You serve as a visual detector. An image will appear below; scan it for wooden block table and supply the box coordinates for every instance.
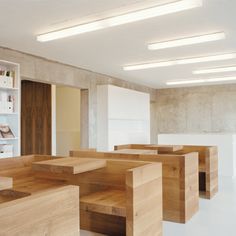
[33,156,163,236]
[70,149,199,223]
[33,157,107,174]
[114,143,218,199]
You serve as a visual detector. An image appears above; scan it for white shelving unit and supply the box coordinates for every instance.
[0,60,20,158]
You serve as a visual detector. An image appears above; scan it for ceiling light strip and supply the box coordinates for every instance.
[123,53,236,71]
[37,0,202,42]
[166,76,236,85]
[166,79,205,85]
[193,66,236,74]
[148,32,225,50]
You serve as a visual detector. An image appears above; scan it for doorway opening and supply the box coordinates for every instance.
[21,80,52,155]
[55,85,80,156]
[21,80,88,156]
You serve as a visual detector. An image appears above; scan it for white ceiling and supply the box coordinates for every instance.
[1,0,236,88]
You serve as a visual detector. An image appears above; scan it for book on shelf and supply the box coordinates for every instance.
[0,68,15,88]
[0,69,15,78]
[0,124,15,138]
[0,93,14,113]
[0,144,13,158]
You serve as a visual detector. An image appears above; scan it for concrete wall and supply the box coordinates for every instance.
[0,46,156,147]
[7,46,236,142]
[56,86,80,156]
[156,84,236,134]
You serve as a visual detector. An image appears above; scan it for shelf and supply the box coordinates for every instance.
[0,87,19,91]
[0,138,18,141]
[0,60,20,157]
[0,113,18,115]
[0,153,13,158]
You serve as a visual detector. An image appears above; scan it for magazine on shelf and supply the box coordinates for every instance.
[0,124,15,138]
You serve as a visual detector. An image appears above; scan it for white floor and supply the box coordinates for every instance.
[81,177,236,236]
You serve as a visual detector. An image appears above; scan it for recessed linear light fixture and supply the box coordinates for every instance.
[148,32,225,50]
[123,53,236,71]
[166,79,205,85]
[193,66,236,74]
[166,76,236,85]
[37,0,202,42]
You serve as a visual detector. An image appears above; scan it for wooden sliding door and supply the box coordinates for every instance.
[21,81,51,155]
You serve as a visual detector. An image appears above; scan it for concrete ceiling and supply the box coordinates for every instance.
[1,0,236,88]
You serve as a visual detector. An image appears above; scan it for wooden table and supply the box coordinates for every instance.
[114,144,183,152]
[112,148,158,155]
[33,157,106,174]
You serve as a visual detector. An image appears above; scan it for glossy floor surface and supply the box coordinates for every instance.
[81,177,236,236]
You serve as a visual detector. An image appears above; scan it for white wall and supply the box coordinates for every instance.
[158,133,236,178]
[97,85,150,151]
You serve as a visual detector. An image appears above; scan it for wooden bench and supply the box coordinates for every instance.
[114,144,218,199]
[70,150,199,223]
[0,155,80,236]
[33,157,163,236]
[0,186,80,236]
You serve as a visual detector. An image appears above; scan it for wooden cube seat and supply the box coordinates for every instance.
[0,186,80,236]
[80,189,126,217]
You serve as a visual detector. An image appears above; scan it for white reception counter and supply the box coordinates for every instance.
[158,133,236,178]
